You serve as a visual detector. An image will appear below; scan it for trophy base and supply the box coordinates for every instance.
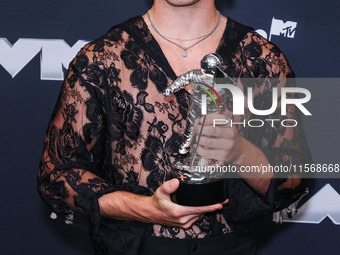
[171,179,228,206]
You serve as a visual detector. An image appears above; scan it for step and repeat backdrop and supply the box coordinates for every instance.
[1,0,340,254]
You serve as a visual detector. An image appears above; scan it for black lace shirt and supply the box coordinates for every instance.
[38,16,312,255]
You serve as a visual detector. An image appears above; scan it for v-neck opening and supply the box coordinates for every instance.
[138,15,230,80]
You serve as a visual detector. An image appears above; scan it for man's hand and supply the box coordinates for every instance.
[148,178,226,229]
[194,113,245,164]
[192,113,273,195]
[99,178,227,229]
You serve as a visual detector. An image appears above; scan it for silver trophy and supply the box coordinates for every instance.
[163,53,235,206]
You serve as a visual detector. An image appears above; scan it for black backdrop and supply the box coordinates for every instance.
[1,0,340,254]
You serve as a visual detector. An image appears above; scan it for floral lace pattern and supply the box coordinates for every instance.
[37,16,312,253]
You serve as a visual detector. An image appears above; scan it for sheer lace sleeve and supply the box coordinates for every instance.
[240,31,313,210]
[37,43,115,224]
[222,31,312,235]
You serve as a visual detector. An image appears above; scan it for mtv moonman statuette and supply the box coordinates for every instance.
[163,53,234,206]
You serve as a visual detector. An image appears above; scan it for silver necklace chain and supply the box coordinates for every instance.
[164,33,208,41]
[147,10,221,57]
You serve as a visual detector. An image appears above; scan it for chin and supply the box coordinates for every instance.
[164,0,201,7]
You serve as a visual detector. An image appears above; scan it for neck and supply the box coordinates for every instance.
[149,0,218,39]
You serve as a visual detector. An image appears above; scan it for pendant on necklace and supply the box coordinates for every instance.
[183,49,187,57]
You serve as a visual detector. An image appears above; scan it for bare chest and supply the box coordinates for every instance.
[158,39,221,75]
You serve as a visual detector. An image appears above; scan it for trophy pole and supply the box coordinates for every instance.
[190,114,207,170]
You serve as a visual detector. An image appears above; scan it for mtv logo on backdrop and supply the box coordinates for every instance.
[256,17,298,41]
[269,17,297,40]
[274,184,340,225]
[0,38,88,80]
